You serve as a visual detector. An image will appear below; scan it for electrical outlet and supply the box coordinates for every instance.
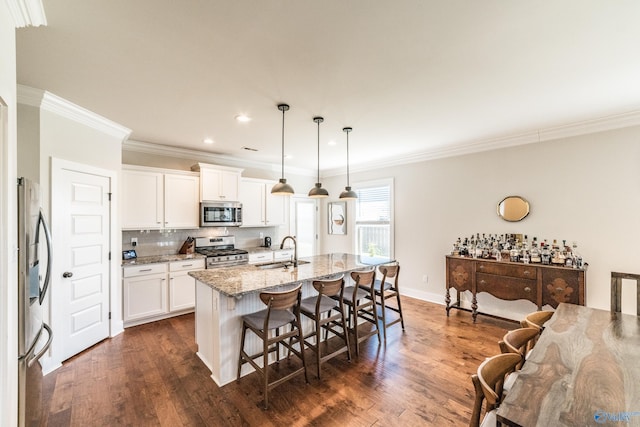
[422,274,428,283]
[131,237,138,247]
[259,232,264,239]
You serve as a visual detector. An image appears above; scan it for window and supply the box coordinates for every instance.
[354,179,393,258]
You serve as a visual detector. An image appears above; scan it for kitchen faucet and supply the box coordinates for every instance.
[280,235,298,267]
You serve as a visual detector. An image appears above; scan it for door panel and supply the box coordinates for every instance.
[57,169,110,361]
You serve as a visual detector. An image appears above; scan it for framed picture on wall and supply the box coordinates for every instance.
[328,202,346,235]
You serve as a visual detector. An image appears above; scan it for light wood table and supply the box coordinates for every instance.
[497,303,640,427]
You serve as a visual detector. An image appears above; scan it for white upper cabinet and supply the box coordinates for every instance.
[122,166,199,230]
[191,163,243,202]
[239,178,286,227]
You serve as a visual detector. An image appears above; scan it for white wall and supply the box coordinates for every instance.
[322,126,640,319]
[0,3,18,425]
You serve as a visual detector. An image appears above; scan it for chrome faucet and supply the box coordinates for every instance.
[280,235,298,267]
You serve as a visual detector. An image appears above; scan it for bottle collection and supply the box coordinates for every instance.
[450,233,585,269]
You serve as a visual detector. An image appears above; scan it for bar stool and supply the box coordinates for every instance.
[299,275,351,379]
[611,271,640,316]
[237,284,308,409]
[338,269,380,357]
[371,263,405,342]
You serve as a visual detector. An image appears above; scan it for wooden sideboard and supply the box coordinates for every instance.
[445,255,586,322]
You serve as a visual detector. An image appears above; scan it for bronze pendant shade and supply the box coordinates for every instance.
[308,116,329,198]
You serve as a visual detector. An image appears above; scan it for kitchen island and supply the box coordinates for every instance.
[189,253,393,386]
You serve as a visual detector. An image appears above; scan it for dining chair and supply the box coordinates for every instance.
[610,271,640,316]
[469,353,522,427]
[236,284,308,409]
[520,310,554,331]
[299,275,351,379]
[498,327,540,392]
[335,269,381,357]
[369,263,405,342]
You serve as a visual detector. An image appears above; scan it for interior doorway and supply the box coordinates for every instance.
[290,196,317,257]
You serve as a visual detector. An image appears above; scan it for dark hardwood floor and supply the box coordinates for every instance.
[40,297,516,426]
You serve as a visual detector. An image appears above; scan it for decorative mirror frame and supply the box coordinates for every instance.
[497,196,530,222]
[328,201,347,235]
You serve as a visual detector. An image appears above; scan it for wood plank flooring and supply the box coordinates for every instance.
[40,297,516,426]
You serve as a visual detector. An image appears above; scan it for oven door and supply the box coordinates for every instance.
[200,202,242,227]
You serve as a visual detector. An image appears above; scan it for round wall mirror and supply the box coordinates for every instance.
[497,196,530,222]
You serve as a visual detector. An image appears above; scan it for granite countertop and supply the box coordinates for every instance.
[189,253,393,298]
[122,253,206,267]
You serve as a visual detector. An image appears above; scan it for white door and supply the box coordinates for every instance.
[54,163,111,361]
[292,198,317,257]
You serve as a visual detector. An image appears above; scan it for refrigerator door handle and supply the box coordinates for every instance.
[37,209,53,305]
[27,323,53,368]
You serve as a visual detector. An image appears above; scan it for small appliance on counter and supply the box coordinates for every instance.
[264,236,271,248]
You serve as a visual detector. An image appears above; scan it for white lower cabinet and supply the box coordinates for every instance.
[248,251,273,264]
[123,258,205,327]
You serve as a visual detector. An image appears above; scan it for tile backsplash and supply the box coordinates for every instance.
[122,226,285,258]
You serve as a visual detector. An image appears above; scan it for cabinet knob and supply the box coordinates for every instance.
[479,265,484,270]
[479,280,486,285]
[63,271,73,278]
[524,270,530,275]
[524,287,531,292]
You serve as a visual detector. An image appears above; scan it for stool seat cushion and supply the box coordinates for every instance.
[343,286,370,302]
[300,295,337,314]
[372,279,393,292]
[243,308,295,331]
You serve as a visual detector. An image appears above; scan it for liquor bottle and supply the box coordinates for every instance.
[572,241,583,269]
[530,237,541,263]
[541,243,551,265]
[510,239,520,262]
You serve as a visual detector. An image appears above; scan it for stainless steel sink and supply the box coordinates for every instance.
[254,260,310,269]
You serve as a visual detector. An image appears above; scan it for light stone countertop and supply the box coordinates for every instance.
[189,253,394,298]
[122,253,206,267]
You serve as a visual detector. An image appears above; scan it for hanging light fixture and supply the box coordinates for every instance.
[308,116,329,198]
[271,103,295,195]
[339,127,358,200]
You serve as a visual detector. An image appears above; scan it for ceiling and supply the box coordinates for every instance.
[16,1,640,175]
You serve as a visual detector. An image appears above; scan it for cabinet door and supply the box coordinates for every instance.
[200,168,222,201]
[122,170,163,229]
[123,273,168,321]
[265,189,286,225]
[164,174,199,228]
[169,271,196,311]
[541,269,583,307]
[239,179,265,226]
[220,171,239,201]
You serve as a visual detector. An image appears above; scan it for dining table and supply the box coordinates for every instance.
[497,303,640,427]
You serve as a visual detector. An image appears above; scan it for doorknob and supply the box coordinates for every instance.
[63,271,73,278]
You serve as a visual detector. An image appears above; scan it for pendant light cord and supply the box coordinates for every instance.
[317,120,321,183]
[281,107,285,179]
[346,130,350,186]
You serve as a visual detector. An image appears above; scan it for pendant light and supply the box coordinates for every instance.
[308,116,329,198]
[339,127,358,200]
[271,103,295,195]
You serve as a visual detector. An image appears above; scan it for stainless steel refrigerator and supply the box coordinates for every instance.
[17,177,53,427]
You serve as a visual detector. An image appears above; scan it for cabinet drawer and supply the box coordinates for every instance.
[476,261,537,280]
[248,252,273,263]
[273,249,293,261]
[476,273,537,304]
[169,258,205,272]
[123,263,167,278]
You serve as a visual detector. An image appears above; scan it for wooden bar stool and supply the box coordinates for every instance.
[337,269,381,357]
[611,271,640,316]
[371,263,405,342]
[299,275,351,379]
[236,284,308,409]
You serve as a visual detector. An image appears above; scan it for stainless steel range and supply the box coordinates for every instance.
[194,236,249,269]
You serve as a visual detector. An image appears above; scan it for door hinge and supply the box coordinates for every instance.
[108,251,111,260]
[108,312,111,320]
[108,192,112,201]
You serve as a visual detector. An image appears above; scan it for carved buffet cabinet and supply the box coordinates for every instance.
[445,255,586,322]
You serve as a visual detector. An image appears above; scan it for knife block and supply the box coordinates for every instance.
[179,239,195,254]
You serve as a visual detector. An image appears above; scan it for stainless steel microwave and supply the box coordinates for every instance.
[200,201,242,227]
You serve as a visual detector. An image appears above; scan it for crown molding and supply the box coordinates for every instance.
[6,0,46,28]
[323,110,640,177]
[123,140,315,177]
[17,85,132,141]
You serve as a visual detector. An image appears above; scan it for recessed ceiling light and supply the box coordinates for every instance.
[328,140,337,146]
[235,114,251,123]
[203,138,214,144]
